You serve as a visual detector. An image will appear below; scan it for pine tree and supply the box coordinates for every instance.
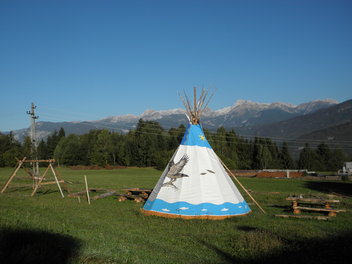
[236,138,252,169]
[298,143,321,171]
[46,128,66,159]
[315,143,331,171]
[328,148,348,171]
[37,139,48,159]
[279,142,294,169]
[22,136,32,159]
[58,127,66,138]
[252,138,273,169]
[0,132,22,166]
[225,129,239,169]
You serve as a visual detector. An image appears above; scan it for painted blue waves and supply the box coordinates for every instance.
[180,124,212,149]
[143,199,251,216]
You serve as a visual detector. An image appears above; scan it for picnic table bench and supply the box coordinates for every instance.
[286,197,346,217]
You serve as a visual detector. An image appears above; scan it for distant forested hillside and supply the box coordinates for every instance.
[0,119,350,171]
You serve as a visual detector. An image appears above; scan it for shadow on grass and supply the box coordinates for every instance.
[267,204,292,213]
[305,181,352,197]
[200,230,352,264]
[0,228,81,264]
[237,226,258,232]
[5,186,33,193]
[4,187,66,197]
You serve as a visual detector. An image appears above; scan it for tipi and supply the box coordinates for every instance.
[142,88,251,219]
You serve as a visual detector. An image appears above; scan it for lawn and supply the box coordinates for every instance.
[0,166,351,264]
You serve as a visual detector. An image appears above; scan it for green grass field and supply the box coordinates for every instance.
[0,167,352,264]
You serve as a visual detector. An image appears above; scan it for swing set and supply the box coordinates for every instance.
[0,157,68,197]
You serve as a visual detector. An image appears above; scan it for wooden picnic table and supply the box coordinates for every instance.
[286,196,345,217]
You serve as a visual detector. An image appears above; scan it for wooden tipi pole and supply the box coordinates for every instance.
[217,156,266,214]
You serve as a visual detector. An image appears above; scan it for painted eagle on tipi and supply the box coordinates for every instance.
[162,154,189,188]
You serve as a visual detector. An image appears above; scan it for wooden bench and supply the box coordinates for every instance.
[292,206,346,217]
[286,197,340,208]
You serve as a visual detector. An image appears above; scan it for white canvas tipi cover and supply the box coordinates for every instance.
[142,123,251,219]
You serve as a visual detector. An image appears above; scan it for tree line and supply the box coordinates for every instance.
[0,119,349,171]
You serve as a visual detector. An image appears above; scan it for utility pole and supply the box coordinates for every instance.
[27,103,39,178]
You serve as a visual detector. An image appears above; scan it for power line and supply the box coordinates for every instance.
[69,122,352,150]
[95,119,352,144]
[28,105,352,150]
[32,105,352,144]
[49,118,352,150]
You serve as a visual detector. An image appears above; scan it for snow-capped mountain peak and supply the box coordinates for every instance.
[140,108,184,120]
[103,114,138,123]
[234,99,268,107]
[296,99,339,114]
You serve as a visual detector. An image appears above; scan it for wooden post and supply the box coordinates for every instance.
[328,211,336,217]
[31,164,51,196]
[293,207,301,214]
[53,167,70,194]
[84,175,90,204]
[1,157,27,193]
[50,163,64,198]
[217,156,266,214]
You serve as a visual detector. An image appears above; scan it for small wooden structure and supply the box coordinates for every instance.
[122,188,151,198]
[286,196,346,217]
[118,188,152,202]
[0,157,68,197]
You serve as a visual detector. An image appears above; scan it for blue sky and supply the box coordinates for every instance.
[0,0,351,131]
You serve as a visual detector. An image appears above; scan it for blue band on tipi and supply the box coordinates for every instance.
[181,124,212,149]
[143,199,250,216]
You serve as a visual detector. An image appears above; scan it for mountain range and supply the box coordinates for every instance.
[5,99,352,153]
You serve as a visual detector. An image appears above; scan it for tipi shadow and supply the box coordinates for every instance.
[0,227,81,264]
